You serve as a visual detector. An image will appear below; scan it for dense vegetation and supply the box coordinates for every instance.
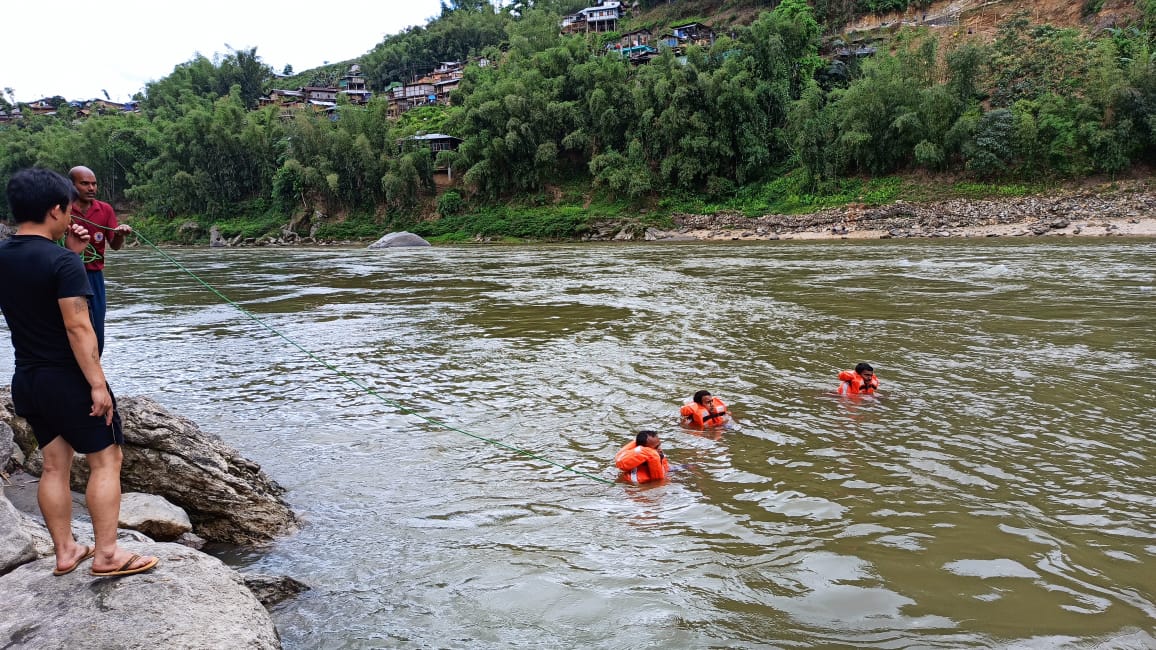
[1,0,1153,242]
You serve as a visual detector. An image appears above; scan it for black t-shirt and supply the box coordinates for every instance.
[0,235,93,369]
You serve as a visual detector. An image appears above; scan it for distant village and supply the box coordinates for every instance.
[2,0,902,126]
[259,1,722,120]
[1,2,731,122]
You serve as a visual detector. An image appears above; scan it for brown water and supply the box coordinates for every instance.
[8,240,1154,648]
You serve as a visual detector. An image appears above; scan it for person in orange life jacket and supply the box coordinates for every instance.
[680,390,729,427]
[615,430,670,484]
[69,166,133,355]
[837,362,879,395]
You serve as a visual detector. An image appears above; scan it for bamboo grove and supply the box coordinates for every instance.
[1,0,1154,240]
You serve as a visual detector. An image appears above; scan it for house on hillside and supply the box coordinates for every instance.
[337,64,372,104]
[413,61,466,105]
[259,64,372,118]
[658,22,716,50]
[399,133,464,184]
[561,1,622,34]
[24,98,58,116]
[429,61,465,82]
[302,86,338,103]
[386,82,437,118]
[399,133,462,155]
[606,28,656,61]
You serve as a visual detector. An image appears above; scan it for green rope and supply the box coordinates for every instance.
[55,235,102,263]
[62,213,107,262]
[128,229,615,486]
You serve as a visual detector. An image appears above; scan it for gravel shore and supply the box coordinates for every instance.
[638,181,1156,242]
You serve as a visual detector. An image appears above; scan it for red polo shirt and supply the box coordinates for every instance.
[70,199,119,271]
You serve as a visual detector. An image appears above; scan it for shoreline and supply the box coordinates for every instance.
[645,183,1156,242]
[664,215,1156,241]
[55,181,1156,248]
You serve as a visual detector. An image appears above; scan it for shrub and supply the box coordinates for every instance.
[437,190,464,216]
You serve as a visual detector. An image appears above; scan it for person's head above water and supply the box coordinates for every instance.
[854,362,874,377]
[692,390,714,406]
[635,430,661,448]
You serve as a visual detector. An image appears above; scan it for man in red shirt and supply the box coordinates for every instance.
[69,166,132,354]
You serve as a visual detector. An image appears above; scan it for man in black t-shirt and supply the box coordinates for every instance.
[1,168,157,578]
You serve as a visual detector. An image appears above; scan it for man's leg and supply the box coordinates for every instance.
[85,443,157,573]
[86,269,106,355]
[39,436,90,572]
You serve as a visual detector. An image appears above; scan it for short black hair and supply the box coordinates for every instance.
[635,430,658,446]
[693,390,711,405]
[855,362,874,374]
[6,168,76,224]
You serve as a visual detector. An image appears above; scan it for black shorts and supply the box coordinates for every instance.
[11,366,124,454]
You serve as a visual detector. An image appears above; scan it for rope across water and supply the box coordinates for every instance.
[72,216,616,485]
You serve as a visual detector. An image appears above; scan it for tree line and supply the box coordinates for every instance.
[1,0,1153,240]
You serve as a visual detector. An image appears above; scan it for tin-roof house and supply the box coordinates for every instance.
[561,1,622,34]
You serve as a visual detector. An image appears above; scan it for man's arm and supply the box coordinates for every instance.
[59,296,112,424]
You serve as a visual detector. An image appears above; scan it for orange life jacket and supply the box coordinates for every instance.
[680,398,729,427]
[837,370,879,395]
[614,441,670,484]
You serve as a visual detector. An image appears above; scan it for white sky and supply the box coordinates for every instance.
[1,0,445,103]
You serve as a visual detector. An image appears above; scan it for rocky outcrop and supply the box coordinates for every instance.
[0,540,281,649]
[209,225,227,248]
[368,231,432,248]
[654,186,1156,240]
[0,393,307,648]
[0,420,17,472]
[243,573,312,607]
[0,389,299,545]
[0,492,36,574]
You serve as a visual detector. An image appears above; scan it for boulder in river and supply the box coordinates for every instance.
[367,231,431,248]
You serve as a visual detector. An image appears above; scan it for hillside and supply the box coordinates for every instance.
[281,0,1143,93]
[840,0,1141,39]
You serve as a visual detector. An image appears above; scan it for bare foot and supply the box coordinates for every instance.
[52,544,95,576]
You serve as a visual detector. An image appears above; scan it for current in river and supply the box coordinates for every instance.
[4,239,1153,648]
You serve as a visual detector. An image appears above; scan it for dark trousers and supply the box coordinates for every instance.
[86,269,106,354]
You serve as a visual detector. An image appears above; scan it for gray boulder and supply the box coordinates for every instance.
[367,231,431,248]
[0,420,17,471]
[243,573,312,607]
[119,492,193,542]
[1,389,299,546]
[209,225,227,248]
[0,541,281,649]
[0,492,36,574]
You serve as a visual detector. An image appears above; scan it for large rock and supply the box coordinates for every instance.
[367,231,431,248]
[209,225,227,248]
[0,492,36,575]
[119,492,193,542]
[243,573,312,607]
[0,389,299,545]
[0,541,281,649]
[0,420,17,471]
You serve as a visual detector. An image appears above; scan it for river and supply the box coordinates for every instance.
[5,239,1154,648]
